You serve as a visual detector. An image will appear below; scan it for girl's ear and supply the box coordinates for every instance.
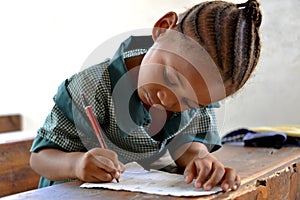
[152,12,178,41]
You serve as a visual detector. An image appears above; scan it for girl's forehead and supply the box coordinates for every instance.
[153,30,214,71]
[153,32,217,77]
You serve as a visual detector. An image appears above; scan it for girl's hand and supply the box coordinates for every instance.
[171,142,240,191]
[74,148,125,182]
[183,152,241,191]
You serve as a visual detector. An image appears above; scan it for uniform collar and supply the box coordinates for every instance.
[107,35,154,134]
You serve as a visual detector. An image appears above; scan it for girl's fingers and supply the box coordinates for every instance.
[184,161,240,192]
[202,163,225,190]
[118,161,125,172]
[232,174,241,190]
[194,160,212,188]
[90,169,114,182]
[76,148,124,182]
[184,162,196,184]
[93,156,120,177]
[221,168,241,191]
[89,148,120,170]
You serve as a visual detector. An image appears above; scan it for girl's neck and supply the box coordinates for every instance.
[125,54,174,121]
[124,54,145,71]
[124,54,145,84]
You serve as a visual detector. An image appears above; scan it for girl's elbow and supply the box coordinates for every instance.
[30,152,40,172]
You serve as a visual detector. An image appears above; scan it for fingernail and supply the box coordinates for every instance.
[204,184,211,190]
[184,176,189,182]
[115,171,120,178]
[194,182,201,188]
[223,183,229,191]
[184,174,189,181]
[233,184,238,190]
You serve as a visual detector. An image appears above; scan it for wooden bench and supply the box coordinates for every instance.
[0,114,22,133]
[0,132,40,197]
[0,115,40,197]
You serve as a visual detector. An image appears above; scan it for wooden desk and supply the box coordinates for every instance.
[1,145,300,200]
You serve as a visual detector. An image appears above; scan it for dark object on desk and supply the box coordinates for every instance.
[284,136,300,147]
[222,128,300,148]
[221,128,251,144]
[243,131,286,149]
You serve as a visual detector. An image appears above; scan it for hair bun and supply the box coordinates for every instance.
[247,0,262,26]
[238,0,262,27]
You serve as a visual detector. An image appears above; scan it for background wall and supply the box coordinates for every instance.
[0,0,299,136]
[219,0,300,133]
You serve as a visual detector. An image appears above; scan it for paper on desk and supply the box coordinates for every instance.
[80,162,222,197]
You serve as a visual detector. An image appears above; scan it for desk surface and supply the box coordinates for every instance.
[2,145,300,200]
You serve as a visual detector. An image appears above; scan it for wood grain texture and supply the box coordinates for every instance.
[0,114,22,133]
[0,139,40,197]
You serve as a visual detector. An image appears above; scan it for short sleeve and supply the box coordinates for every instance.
[167,106,221,153]
[30,62,112,153]
[31,104,88,152]
[30,134,66,152]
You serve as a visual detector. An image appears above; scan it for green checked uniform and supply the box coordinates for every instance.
[30,35,221,188]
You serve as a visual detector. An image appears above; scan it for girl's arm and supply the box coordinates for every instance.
[30,148,124,182]
[170,142,240,191]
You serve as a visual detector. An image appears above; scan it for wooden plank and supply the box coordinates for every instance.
[210,145,300,199]
[0,139,40,197]
[213,145,300,182]
[0,114,22,133]
[216,162,300,200]
[1,145,300,199]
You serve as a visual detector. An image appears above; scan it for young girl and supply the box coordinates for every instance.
[30,0,262,192]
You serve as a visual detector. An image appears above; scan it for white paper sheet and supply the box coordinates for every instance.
[80,162,222,197]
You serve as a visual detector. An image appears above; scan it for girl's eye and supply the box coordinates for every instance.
[164,67,177,86]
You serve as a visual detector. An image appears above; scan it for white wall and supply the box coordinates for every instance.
[219,0,300,133]
[0,0,299,136]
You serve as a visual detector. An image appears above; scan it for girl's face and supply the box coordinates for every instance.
[137,31,226,112]
[137,51,200,112]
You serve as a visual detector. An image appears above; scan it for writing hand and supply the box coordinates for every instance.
[75,148,125,182]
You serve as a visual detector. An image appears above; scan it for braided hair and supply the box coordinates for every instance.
[176,0,262,95]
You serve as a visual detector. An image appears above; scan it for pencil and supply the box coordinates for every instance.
[81,93,119,183]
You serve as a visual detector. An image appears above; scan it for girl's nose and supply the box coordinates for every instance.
[157,89,177,108]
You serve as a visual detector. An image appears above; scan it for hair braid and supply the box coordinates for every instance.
[219,5,240,83]
[235,0,261,88]
[192,2,215,45]
[214,4,233,71]
[198,3,223,67]
[177,5,195,34]
[232,10,248,86]
[176,0,262,95]
[178,1,214,44]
